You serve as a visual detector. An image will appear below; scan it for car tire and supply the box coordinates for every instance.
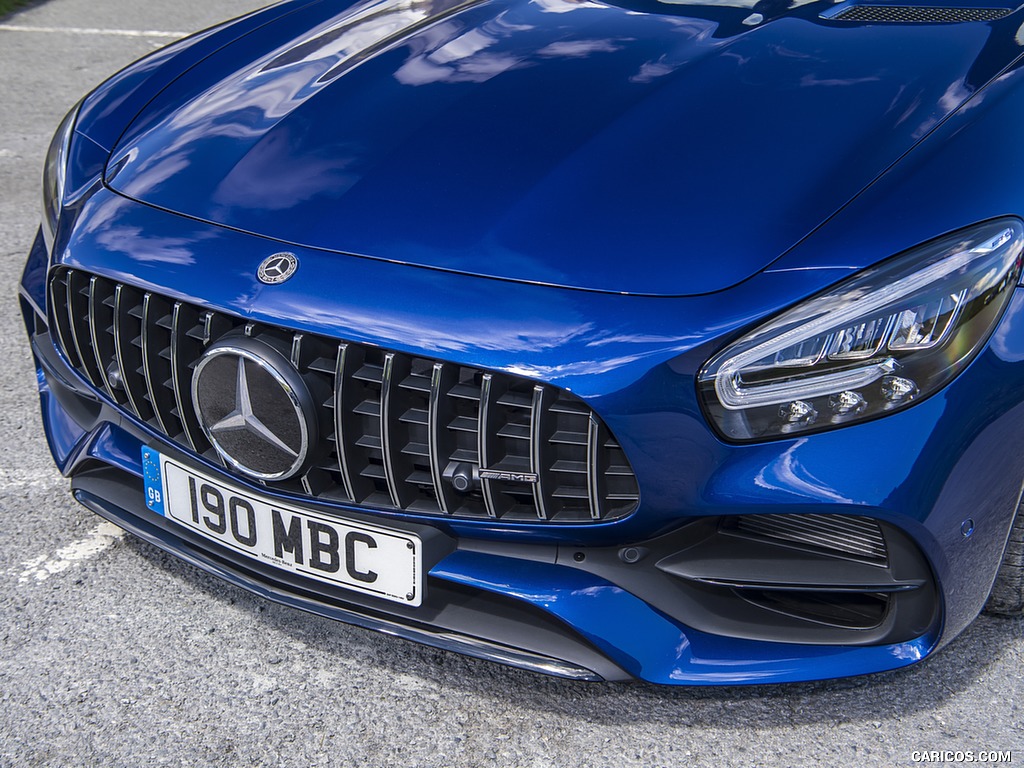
[985,500,1024,615]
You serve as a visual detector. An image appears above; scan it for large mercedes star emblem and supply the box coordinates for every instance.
[257,252,299,285]
[191,338,316,481]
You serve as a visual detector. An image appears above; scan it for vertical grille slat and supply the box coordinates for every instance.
[140,294,168,435]
[87,276,118,401]
[530,385,550,521]
[333,343,357,502]
[141,294,181,436]
[428,362,458,515]
[380,353,420,510]
[48,267,639,524]
[337,343,378,502]
[290,334,304,368]
[50,272,81,371]
[66,271,101,387]
[113,285,147,421]
[477,374,499,519]
[170,302,208,453]
[586,414,605,521]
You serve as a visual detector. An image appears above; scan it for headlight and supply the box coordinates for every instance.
[41,103,80,251]
[698,218,1024,442]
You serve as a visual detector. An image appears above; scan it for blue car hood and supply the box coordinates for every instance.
[104,0,1021,295]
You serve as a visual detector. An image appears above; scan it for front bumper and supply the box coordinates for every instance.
[21,191,1024,685]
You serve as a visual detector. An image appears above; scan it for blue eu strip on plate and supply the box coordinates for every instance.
[142,447,165,516]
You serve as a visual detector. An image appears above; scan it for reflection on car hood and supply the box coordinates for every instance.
[105,0,1024,295]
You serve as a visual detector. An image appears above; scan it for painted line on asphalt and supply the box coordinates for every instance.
[16,521,125,583]
[0,24,186,38]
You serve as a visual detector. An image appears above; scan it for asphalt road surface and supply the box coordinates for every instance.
[1,1,1023,766]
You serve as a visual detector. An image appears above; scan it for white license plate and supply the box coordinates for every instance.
[142,448,422,606]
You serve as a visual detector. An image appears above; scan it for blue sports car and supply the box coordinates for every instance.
[20,0,1024,685]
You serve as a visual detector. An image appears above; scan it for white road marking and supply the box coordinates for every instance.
[0,24,186,39]
[17,521,125,583]
[0,466,61,490]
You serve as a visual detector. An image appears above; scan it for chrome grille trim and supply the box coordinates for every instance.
[477,373,499,519]
[530,385,549,521]
[333,343,358,502]
[379,352,404,509]
[50,275,79,375]
[140,294,170,436]
[586,414,603,521]
[428,361,453,516]
[113,285,143,422]
[87,276,115,400]
[170,302,202,452]
[49,268,639,524]
[66,272,98,386]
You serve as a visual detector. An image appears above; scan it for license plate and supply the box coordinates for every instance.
[142,448,422,606]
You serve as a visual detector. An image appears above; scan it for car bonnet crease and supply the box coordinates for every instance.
[103,0,1022,295]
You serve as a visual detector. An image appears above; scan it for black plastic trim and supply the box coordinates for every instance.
[553,517,939,645]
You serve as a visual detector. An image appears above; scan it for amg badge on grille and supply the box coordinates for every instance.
[478,469,539,484]
[191,337,317,481]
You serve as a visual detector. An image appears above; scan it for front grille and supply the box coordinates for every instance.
[829,4,1011,22]
[49,268,639,523]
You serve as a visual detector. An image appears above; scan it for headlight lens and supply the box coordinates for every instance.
[41,103,79,251]
[698,218,1024,442]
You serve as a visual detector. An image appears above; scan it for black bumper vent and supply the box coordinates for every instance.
[655,514,936,641]
[729,513,887,564]
[48,268,639,523]
[829,4,1010,22]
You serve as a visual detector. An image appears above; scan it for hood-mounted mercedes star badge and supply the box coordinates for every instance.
[257,252,299,284]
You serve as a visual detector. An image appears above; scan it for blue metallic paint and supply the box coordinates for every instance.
[21,0,1024,683]
[101,0,1024,296]
[73,1,325,153]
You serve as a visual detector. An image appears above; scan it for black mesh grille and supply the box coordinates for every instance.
[728,513,887,564]
[49,268,639,523]
[830,4,1010,22]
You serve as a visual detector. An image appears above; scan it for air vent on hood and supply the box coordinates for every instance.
[827,4,1011,21]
